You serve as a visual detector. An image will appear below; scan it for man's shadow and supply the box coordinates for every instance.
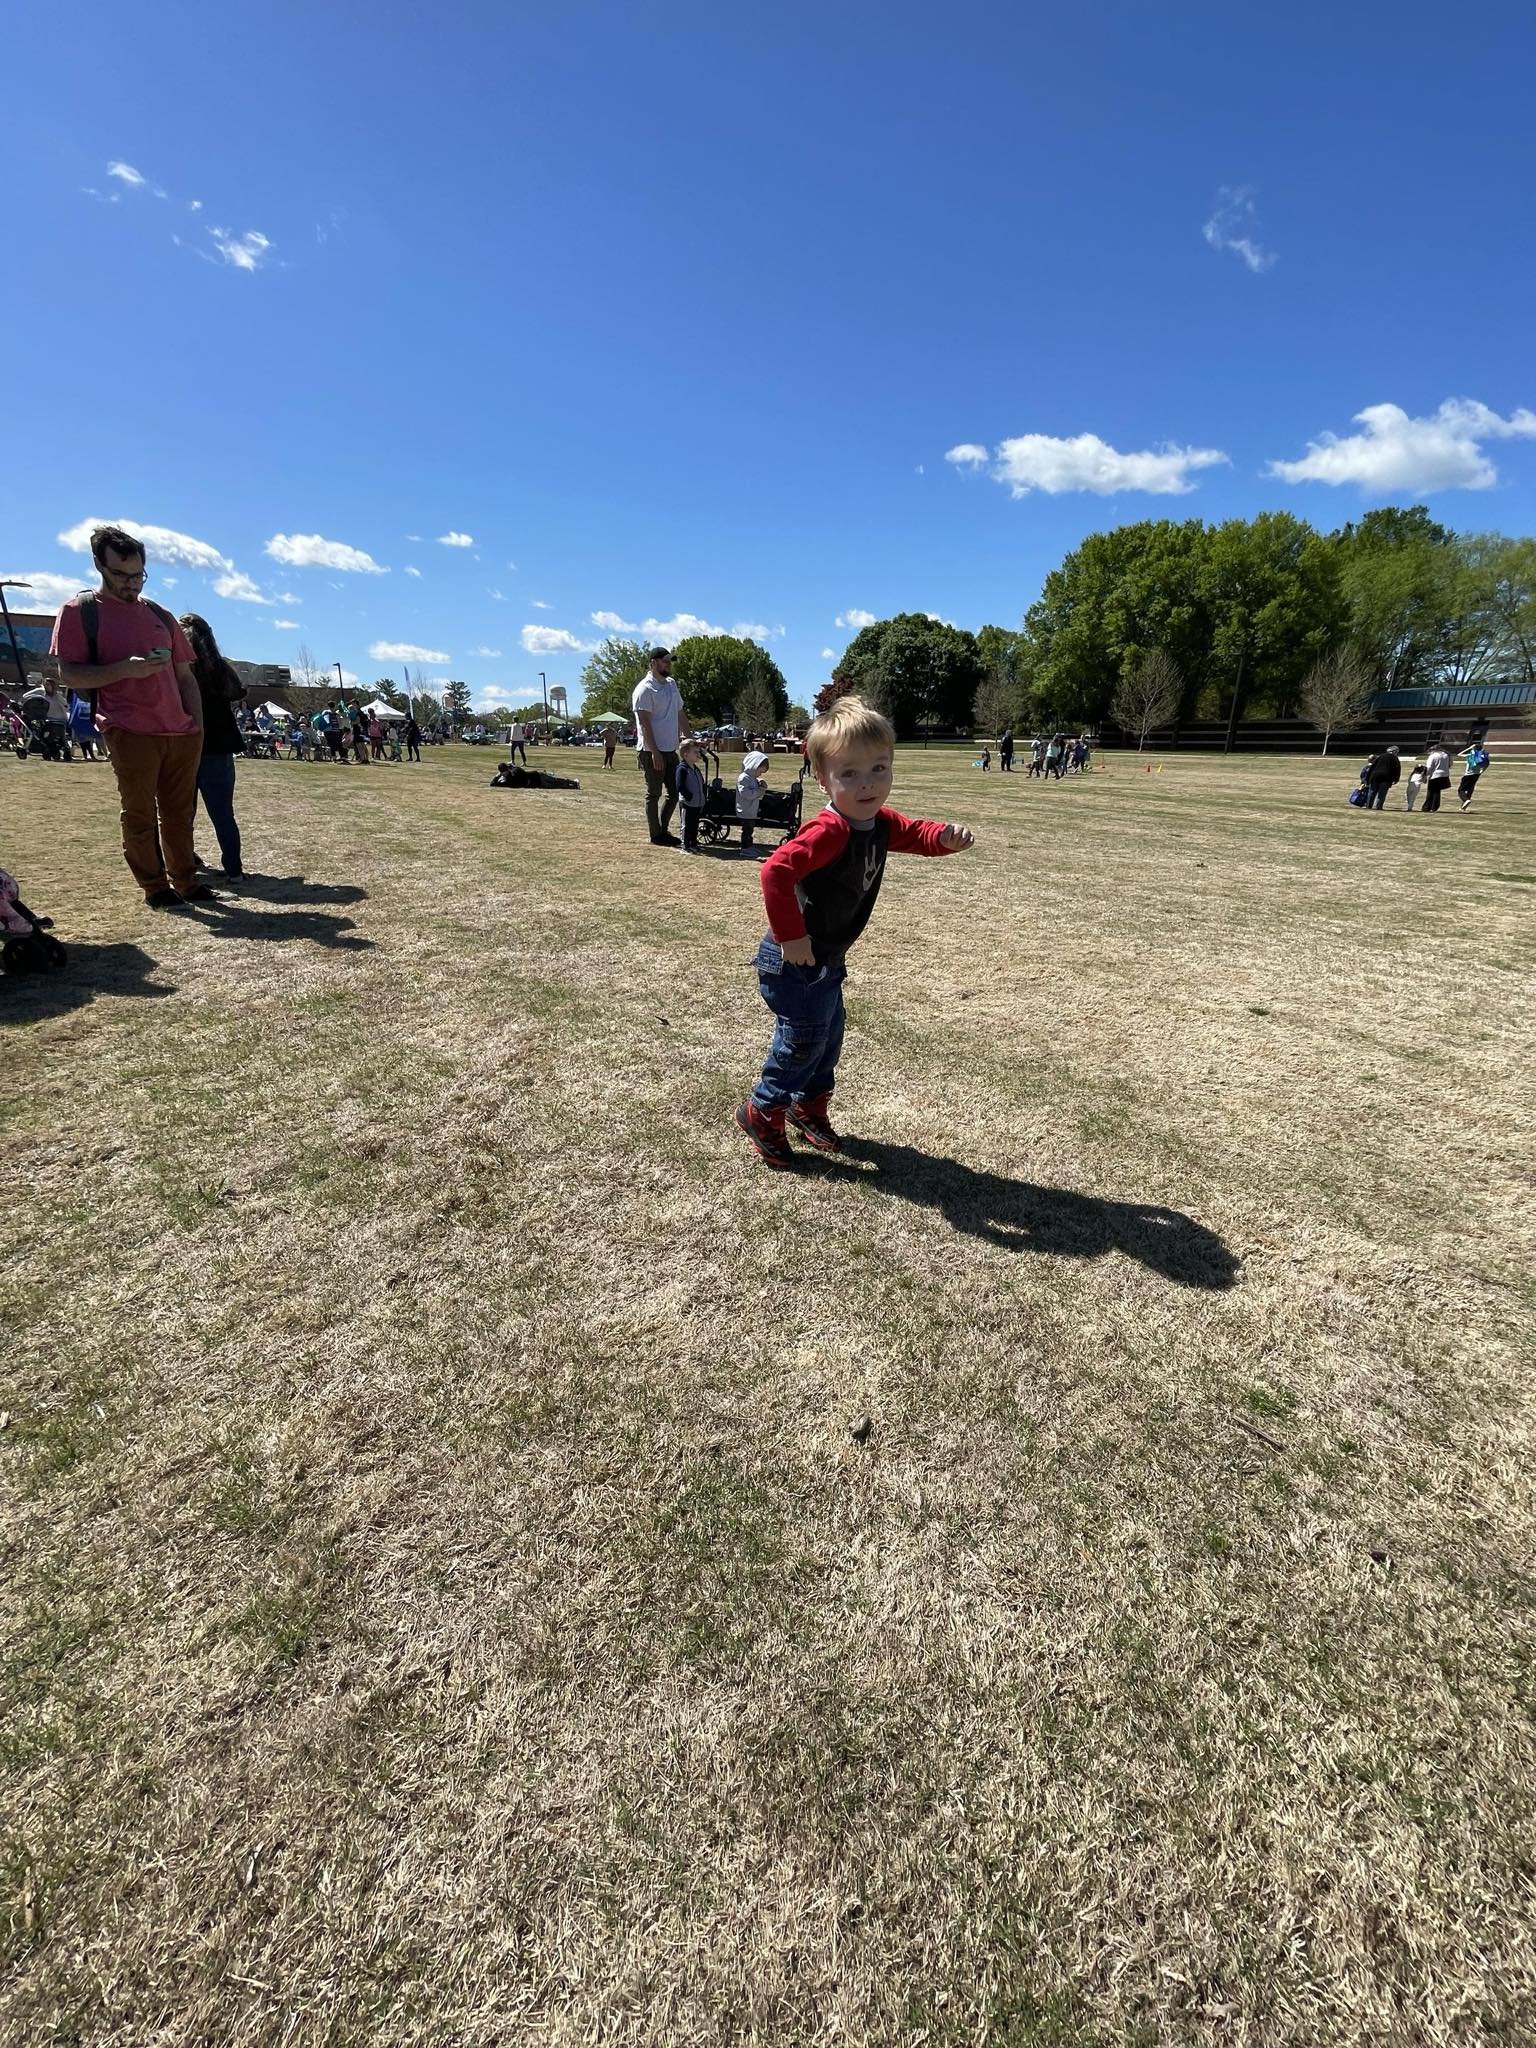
[0,942,175,1023]
[172,878,370,952]
[822,1139,1239,1290]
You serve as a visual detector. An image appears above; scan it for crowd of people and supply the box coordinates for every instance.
[1353,741,1492,813]
[976,730,1094,776]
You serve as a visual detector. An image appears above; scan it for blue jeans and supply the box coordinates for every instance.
[197,751,242,872]
[751,937,846,1110]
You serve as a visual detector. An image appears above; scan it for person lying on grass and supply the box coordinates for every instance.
[736,693,974,1169]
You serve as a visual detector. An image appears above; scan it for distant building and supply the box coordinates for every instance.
[0,612,59,694]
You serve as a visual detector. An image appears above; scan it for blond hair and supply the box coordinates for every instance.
[806,693,894,777]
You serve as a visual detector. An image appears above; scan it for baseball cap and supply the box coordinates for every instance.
[648,645,671,659]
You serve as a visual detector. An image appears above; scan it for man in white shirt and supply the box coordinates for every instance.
[507,718,527,765]
[632,646,687,845]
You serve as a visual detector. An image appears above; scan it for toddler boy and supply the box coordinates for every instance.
[673,739,709,854]
[736,694,974,1167]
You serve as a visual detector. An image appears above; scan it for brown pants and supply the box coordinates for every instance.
[108,730,204,896]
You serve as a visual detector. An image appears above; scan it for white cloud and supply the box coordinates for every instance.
[212,570,272,604]
[266,533,387,573]
[590,609,783,644]
[107,161,146,187]
[953,433,1229,496]
[0,571,89,611]
[160,577,177,589]
[338,668,359,687]
[506,560,518,571]
[404,565,422,578]
[469,645,503,658]
[274,591,300,605]
[1267,398,1536,495]
[189,199,202,213]
[488,588,507,602]
[944,445,988,470]
[370,640,450,663]
[274,619,300,630]
[915,463,925,475]
[836,608,876,629]
[58,516,231,572]
[206,228,272,273]
[531,598,551,609]
[925,611,958,627]
[1202,186,1276,274]
[438,530,474,547]
[522,624,599,655]
[820,647,835,661]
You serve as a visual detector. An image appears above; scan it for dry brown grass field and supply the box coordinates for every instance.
[3,740,1534,2048]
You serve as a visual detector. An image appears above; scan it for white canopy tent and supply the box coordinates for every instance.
[361,699,407,720]
[258,700,292,718]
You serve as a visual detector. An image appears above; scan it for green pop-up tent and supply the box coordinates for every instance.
[589,711,627,724]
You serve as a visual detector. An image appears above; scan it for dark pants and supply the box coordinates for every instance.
[197,750,243,871]
[509,741,527,764]
[407,739,421,761]
[751,938,847,1111]
[1000,753,1013,771]
[640,749,679,838]
[1365,781,1391,809]
[1423,777,1448,812]
[681,803,702,849]
[1458,773,1480,803]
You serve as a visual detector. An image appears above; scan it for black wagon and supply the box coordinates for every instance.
[694,748,803,848]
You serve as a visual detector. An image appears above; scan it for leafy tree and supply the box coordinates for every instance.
[578,636,649,720]
[372,677,408,709]
[1111,649,1182,749]
[411,690,444,723]
[670,635,788,725]
[1483,535,1536,689]
[443,680,472,725]
[1299,648,1373,753]
[834,612,984,739]
[1024,521,1211,724]
[785,703,811,728]
[1333,505,1458,692]
[1201,512,1345,734]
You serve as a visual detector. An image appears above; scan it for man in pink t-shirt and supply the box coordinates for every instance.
[52,525,212,906]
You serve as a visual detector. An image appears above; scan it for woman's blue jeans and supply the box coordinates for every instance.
[197,750,242,872]
[751,937,846,1110]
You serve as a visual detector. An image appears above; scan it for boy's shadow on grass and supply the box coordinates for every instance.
[185,878,372,953]
[0,942,175,1023]
[824,1139,1239,1291]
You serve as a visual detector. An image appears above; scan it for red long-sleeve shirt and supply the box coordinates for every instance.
[760,804,952,964]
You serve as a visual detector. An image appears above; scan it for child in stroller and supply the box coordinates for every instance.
[0,868,67,974]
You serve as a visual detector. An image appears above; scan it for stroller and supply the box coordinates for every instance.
[0,869,67,974]
[695,747,802,848]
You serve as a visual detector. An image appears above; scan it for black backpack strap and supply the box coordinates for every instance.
[145,600,178,638]
[77,593,99,665]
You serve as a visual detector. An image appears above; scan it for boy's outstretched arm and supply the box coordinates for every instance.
[883,809,976,854]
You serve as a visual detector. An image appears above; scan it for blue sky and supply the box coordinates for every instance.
[6,0,1534,707]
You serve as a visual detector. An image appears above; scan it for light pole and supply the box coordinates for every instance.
[0,580,34,698]
[334,661,346,702]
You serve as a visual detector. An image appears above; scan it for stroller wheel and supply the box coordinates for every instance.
[699,818,725,845]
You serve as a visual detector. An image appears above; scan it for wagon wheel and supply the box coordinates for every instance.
[699,817,726,845]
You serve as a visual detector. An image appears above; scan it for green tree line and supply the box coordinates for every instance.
[571,507,1534,742]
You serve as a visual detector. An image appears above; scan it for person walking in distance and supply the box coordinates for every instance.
[507,717,528,766]
[404,711,423,762]
[1458,741,1490,811]
[1363,744,1401,810]
[632,645,687,846]
[179,612,249,879]
[50,525,215,906]
[602,723,619,768]
[1421,740,1452,813]
[999,726,1015,772]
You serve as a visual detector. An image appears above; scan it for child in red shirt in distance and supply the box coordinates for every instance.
[736,694,975,1168]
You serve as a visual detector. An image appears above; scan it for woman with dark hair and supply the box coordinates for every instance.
[179,613,248,878]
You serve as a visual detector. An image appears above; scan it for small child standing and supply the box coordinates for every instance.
[674,739,709,855]
[736,694,975,1167]
[736,748,770,849]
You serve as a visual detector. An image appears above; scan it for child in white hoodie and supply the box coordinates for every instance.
[736,748,770,849]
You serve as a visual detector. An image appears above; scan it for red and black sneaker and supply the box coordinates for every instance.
[787,1092,842,1153]
[735,1098,795,1169]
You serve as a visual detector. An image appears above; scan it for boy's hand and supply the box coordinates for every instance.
[780,934,816,967]
[940,823,975,852]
